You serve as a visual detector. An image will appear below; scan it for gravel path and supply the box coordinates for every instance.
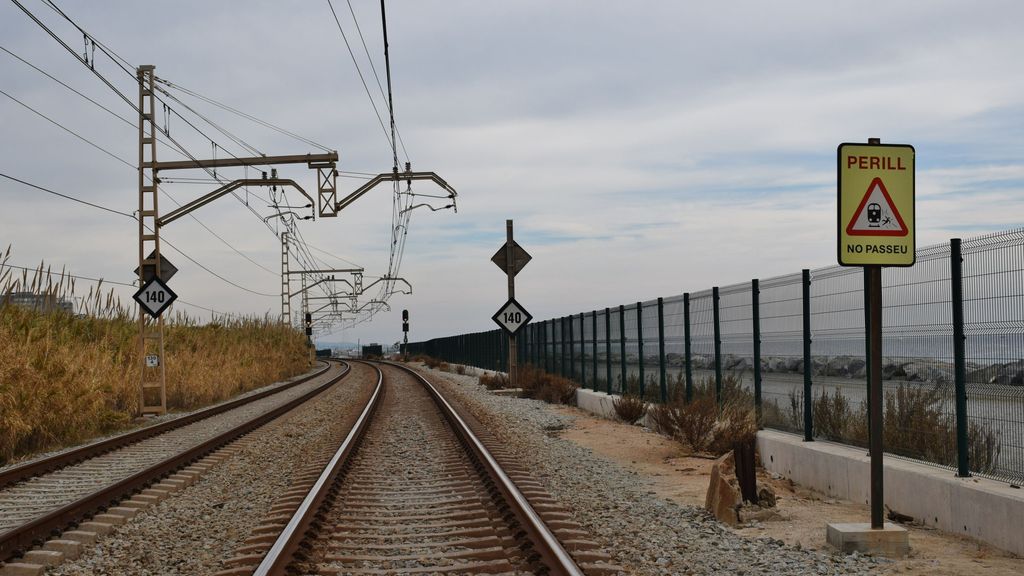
[46,362,378,576]
[414,364,884,576]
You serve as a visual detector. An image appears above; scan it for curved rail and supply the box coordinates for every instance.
[253,361,384,576]
[0,360,350,563]
[254,360,583,576]
[0,361,332,489]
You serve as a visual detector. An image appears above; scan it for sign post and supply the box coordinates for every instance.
[836,138,914,547]
[491,220,532,387]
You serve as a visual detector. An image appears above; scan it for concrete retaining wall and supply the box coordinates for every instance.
[575,388,1024,556]
[757,429,1024,556]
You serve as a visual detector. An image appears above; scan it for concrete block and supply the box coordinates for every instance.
[60,530,97,545]
[826,522,909,558]
[158,479,187,491]
[140,488,170,501]
[20,550,63,566]
[106,506,139,519]
[0,563,45,576]
[92,513,127,526]
[43,539,82,560]
[77,521,115,535]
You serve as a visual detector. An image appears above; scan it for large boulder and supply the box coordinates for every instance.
[705,451,740,526]
[903,360,954,385]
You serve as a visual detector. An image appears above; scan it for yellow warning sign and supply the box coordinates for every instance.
[838,143,915,266]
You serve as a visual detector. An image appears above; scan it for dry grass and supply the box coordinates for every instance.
[612,394,647,424]
[478,372,510,390]
[0,248,309,465]
[519,364,578,405]
[648,374,757,456]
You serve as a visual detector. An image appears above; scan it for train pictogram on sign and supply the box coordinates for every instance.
[845,177,908,237]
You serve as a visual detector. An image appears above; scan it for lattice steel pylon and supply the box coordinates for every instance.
[134,64,338,415]
[137,65,166,415]
[281,231,290,324]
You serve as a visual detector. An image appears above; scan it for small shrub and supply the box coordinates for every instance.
[423,356,443,369]
[648,401,679,437]
[709,401,757,455]
[478,372,509,390]
[455,364,466,375]
[813,387,853,442]
[519,365,578,405]
[613,394,646,424]
[675,395,718,453]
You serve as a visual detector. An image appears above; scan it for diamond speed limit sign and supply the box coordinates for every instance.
[492,298,532,336]
[133,276,177,319]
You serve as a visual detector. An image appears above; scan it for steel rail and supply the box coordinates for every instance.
[0,361,332,489]
[389,362,585,576]
[253,360,384,576]
[0,361,350,562]
[253,360,583,575]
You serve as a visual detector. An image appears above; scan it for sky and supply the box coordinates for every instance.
[2,1,1024,347]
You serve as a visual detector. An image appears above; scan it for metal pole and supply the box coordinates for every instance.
[951,238,971,477]
[619,304,627,394]
[752,279,763,425]
[867,264,884,529]
[604,307,612,394]
[713,287,722,405]
[684,293,693,402]
[637,301,645,399]
[802,269,814,441]
[569,314,576,381]
[658,297,667,403]
[578,313,586,388]
[506,220,518,386]
[592,311,598,391]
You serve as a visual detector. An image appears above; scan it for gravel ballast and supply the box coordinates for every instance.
[415,364,883,576]
[45,363,377,576]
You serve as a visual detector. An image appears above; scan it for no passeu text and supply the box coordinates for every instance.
[846,243,909,254]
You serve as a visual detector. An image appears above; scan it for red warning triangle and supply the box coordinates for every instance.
[846,177,908,237]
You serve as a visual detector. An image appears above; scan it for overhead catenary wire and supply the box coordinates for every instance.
[0,172,278,297]
[0,261,256,319]
[0,87,279,277]
[153,78,332,153]
[10,0,365,326]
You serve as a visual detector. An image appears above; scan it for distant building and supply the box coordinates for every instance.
[1,291,73,314]
[361,343,383,359]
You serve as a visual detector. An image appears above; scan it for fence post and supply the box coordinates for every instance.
[604,307,612,394]
[637,301,645,399]
[569,314,576,381]
[802,268,813,441]
[658,297,667,403]
[752,279,763,426]
[578,314,585,388]
[713,287,723,406]
[684,292,693,402]
[544,320,551,373]
[565,313,573,377]
[501,330,508,373]
[619,304,627,394]
[592,311,598,391]
[951,238,970,477]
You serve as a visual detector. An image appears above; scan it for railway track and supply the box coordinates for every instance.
[0,360,350,567]
[222,361,617,576]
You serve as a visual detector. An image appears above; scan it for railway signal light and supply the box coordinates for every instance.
[402,309,409,321]
[305,312,312,336]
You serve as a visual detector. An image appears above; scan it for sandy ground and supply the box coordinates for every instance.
[551,404,1023,576]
